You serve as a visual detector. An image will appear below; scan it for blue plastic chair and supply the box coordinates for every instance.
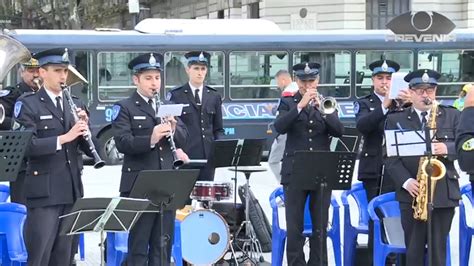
[0,184,9,202]
[368,192,451,266]
[269,186,341,266]
[341,182,369,266]
[460,183,473,266]
[106,220,182,266]
[0,202,27,265]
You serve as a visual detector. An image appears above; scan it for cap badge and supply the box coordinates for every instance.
[381,60,388,71]
[149,53,157,66]
[422,72,430,83]
[198,52,205,61]
[304,63,311,74]
[62,48,69,62]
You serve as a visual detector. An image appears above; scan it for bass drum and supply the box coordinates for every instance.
[180,209,230,264]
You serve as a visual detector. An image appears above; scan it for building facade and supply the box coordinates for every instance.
[143,0,473,30]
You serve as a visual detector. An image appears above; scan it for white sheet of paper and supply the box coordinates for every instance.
[389,72,409,99]
[157,104,184,117]
[385,129,433,157]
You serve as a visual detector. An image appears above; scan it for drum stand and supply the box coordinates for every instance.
[231,168,266,265]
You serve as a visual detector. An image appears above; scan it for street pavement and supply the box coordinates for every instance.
[2,162,472,265]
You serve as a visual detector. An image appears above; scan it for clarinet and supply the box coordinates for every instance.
[153,90,184,168]
[61,84,106,169]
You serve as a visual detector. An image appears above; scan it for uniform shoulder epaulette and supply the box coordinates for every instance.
[439,104,457,109]
[204,85,216,91]
[170,85,184,92]
[16,91,34,101]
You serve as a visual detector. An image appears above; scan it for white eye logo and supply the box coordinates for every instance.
[410,11,433,32]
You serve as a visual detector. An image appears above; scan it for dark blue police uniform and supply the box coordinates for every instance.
[168,51,224,181]
[385,69,460,266]
[274,62,344,266]
[456,105,474,196]
[14,48,94,266]
[112,53,188,266]
[354,59,400,265]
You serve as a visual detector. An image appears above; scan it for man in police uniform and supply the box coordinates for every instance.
[274,62,344,265]
[168,51,224,181]
[0,57,40,131]
[354,59,411,264]
[14,48,94,266]
[2,58,41,204]
[112,53,189,265]
[456,83,474,196]
[385,69,460,266]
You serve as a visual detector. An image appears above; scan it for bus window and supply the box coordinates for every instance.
[229,51,288,99]
[355,50,413,97]
[293,51,351,98]
[164,51,224,97]
[97,52,143,102]
[418,50,474,97]
[70,51,91,106]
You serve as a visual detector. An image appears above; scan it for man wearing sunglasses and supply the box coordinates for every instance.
[384,69,461,266]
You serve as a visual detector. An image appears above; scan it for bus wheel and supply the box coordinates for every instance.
[98,129,123,165]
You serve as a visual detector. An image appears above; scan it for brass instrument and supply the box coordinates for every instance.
[310,92,337,114]
[412,100,446,221]
[0,34,31,124]
[153,90,184,168]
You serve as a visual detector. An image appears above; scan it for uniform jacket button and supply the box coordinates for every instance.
[127,168,131,172]
[33,171,38,176]
[364,153,368,157]
[309,147,313,151]
[202,135,205,138]
[159,147,163,151]
[309,129,312,133]
[160,158,164,161]
[309,120,313,124]
[44,126,48,129]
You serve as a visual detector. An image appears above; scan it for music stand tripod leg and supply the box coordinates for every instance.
[100,230,106,266]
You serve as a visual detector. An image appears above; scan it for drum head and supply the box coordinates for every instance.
[180,210,230,264]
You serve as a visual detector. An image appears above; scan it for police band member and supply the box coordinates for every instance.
[456,83,474,196]
[274,62,344,265]
[385,69,460,266]
[14,48,94,266]
[168,51,224,181]
[354,59,410,265]
[112,53,189,265]
[4,58,41,204]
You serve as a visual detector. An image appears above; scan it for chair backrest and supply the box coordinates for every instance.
[460,184,473,230]
[342,183,369,226]
[0,203,27,259]
[368,192,400,220]
[0,185,9,202]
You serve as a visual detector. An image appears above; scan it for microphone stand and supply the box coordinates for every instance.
[422,98,434,266]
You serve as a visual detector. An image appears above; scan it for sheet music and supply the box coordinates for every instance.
[385,129,434,157]
[157,104,184,117]
[389,72,409,99]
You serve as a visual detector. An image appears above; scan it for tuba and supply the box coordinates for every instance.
[412,100,446,221]
[0,35,31,124]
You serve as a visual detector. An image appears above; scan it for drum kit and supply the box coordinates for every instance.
[179,181,238,265]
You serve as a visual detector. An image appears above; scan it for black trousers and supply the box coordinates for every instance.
[400,205,454,266]
[283,184,331,266]
[362,179,396,265]
[124,211,175,266]
[24,204,74,266]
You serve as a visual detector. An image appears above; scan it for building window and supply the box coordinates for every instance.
[218,10,225,19]
[366,0,410,29]
[248,2,259,19]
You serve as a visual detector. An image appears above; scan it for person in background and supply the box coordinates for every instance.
[453,83,472,111]
[456,84,474,197]
[268,69,298,182]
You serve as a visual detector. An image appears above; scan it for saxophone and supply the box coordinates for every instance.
[412,101,446,221]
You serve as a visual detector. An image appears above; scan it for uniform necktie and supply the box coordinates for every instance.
[148,98,156,113]
[56,96,63,113]
[421,111,428,127]
[194,89,201,105]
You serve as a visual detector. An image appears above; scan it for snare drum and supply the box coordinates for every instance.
[191,181,232,201]
[180,209,230,264]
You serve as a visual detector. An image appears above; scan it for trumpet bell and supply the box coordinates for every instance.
[320,97,337,114]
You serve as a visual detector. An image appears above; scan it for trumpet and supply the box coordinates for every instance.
[309,92,337,115]
[61,83,106,169]
[153,90,184,168]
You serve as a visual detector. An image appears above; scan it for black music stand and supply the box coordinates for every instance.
[129,169,199,266]
[0,131,32,181]
[59,197,151,266]
[293,151,356,265]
